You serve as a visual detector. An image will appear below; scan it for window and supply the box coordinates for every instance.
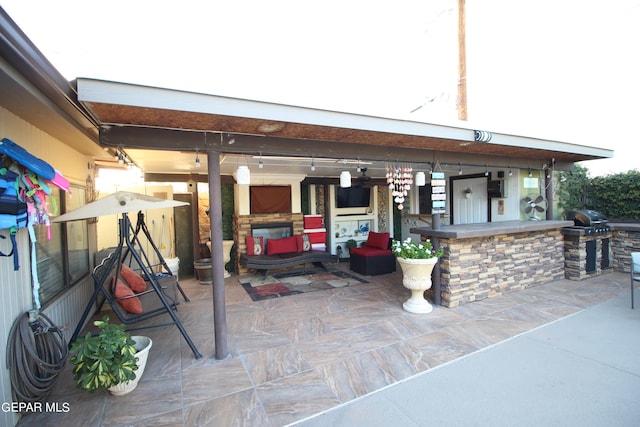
[37,184,89,305]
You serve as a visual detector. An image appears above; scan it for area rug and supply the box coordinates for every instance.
[240,268,369,301]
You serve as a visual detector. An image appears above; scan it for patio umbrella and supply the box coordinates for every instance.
[51,191,188,222]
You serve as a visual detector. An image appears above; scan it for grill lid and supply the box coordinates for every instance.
[563,209,608,226]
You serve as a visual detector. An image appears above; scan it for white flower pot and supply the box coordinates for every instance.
[397,257,438,314]
[108,336,152,396]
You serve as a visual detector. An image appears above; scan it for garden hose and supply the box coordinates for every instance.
[6,311,68,402]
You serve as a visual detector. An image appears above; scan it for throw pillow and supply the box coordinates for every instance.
[113,278,143,314]
[120,264,147,293]
[366,231,390,250]
[245,236,264,256]
[296,234,311,252]
[267,236,298,255]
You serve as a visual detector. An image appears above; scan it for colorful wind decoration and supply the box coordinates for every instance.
[386,163,413,210]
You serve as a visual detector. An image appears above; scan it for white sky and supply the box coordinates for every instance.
[2,0,638,176]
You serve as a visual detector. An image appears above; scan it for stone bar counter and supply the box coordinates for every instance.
[411,220,573,307]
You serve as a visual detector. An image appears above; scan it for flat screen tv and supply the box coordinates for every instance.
[337,187,371,208]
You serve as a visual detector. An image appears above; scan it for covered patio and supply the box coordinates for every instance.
[17,265,629,426]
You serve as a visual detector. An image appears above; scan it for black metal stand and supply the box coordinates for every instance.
[69,213,202,359]
[124,211,190,302]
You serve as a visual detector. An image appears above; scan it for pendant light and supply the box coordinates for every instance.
[236,165,251,185]
[340,170,352,188]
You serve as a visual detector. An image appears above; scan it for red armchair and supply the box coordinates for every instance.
[349,231,397,276]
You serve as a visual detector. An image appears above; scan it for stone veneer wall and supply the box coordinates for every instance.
[439,229,565,307]
[611,227,640,272]
[563,232,613,280]
[234,212,304,274]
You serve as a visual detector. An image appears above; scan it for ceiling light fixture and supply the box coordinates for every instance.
[236,165,250,185]
[340,171,352,188]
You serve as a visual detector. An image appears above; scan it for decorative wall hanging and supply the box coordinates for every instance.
[386,163,413,211]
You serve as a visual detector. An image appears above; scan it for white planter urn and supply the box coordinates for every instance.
[397,257,438,314]
[108,336,152,396]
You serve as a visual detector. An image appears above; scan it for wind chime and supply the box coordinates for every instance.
[386,163,413,210]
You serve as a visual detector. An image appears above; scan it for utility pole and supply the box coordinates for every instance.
[457,0,468,121]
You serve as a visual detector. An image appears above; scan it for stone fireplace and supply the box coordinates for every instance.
[234,212,304,274]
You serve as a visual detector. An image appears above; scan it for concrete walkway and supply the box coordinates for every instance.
[292,290,640,427]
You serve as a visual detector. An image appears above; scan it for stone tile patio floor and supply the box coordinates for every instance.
[17,264,628,427]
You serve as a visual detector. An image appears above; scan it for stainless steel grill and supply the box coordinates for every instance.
[563,210,610,235]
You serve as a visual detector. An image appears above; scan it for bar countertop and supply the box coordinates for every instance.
[410,220,574,239]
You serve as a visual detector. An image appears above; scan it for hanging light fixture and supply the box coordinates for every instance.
[340,170,352,188]
[415,171,426,186]
[236,165,251,185]
[484,165,489,176]
[195,149,201,168]
[458,162,463,175]
[311,156,316,171]
[528,167,533,177]
[509,166,513,177]
[258,152,264,169]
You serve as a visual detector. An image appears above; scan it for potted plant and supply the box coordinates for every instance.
[392,238,444,314]
[345,239,358,254]
[70,315,152,395]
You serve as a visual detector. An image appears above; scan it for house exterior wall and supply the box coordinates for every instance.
[0,106,95,426]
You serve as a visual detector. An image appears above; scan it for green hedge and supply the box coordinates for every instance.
[559,165,640,220]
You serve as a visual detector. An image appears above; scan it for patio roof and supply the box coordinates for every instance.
[76,78,612,176]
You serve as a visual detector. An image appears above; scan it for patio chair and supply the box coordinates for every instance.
[632,252,640,309]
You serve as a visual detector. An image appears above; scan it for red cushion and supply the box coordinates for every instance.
[350,247,393,257]
[120,264,146,293]
[245,236,264,256]
[303,215,323,229]
[366,231,390,250]
[113,278,143,314]
[295,234,311,252]
[306,230,326,244]
[267,236,299,255]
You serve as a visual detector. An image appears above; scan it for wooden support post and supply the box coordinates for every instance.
[458,0,468,121]
[207,150,229,360]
